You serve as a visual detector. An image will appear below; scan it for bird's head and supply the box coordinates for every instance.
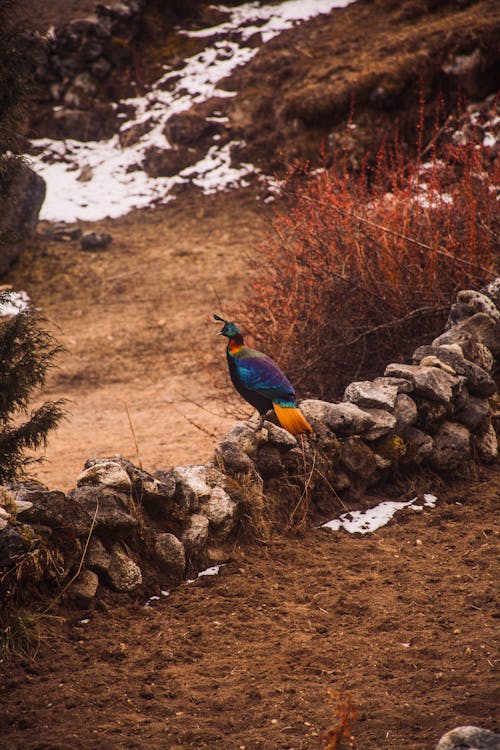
[213,314,241,338]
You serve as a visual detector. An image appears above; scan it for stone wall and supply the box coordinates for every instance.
[0,280,498,607]
[29,0,146,141]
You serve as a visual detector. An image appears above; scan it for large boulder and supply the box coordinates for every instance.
[343,380,399,411]
[0,163,46,274]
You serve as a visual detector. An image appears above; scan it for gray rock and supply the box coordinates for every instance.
[69,569,99,605]
[482,277,500,308]
[106,544,142,592]
[404,427,434,464]
[143,145,199,178]
[13,488,89,536]
[0,526,32,567]
[456,289,499,321]
[43,223,82,241]
[475,423,498,464]
[172,465,212,515]
[80,231,112,251]
[263,420,297,451]
[300,400,373,435]
[85,536,111,574]
[472,343,495,373]
[373,376,414,394]
[164,111,220,147]
[434,313,500,357]
[413,345,496,396]
[340,439,378,484]
[215,439,254,474]
[384,363,462,405]
[455,397,491,434]
[256,444,284,478]
[84,457,176,507]
[417,400,449,431]
[181,514,210,555]
[69,486,138,533]
[393,393,418,433]
[77,460,132,492]
[0,163,46,273]
[153,533,186,582]
[436,725,500,750]
[361,408,397,440]
[201,486,238,533]
[343,380,399,411]
[428,421,471,472]
[221,421,260,458]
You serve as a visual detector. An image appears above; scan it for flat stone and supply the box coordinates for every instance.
[343,380,399,411]
[384,363,461,404]
[77,460,132,492]
[413,345,496,396]
[69,486,138,533]
[361,408,397,440]
[300,400,373,435]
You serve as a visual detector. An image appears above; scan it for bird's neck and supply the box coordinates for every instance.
[227,334,244,355]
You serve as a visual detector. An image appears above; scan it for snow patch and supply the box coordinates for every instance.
[29,0,356,223]
[0,290,30,317]
[322,494,437,534]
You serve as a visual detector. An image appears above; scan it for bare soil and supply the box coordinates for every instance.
[1,468,498,749]
[7,189,271,491]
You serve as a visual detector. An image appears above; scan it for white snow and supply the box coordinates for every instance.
[29,0,356,223]
[0,290,30,317]
[322,494,437,534]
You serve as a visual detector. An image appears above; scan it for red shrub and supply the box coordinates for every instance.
[239,114,499,401]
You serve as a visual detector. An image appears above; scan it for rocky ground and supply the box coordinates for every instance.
[1,1,499,748]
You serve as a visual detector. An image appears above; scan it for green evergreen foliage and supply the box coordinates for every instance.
[0,293,65,482]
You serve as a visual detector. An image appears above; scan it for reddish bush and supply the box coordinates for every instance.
[239,111,499,401]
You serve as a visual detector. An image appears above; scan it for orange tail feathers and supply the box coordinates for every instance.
[273,403,313,436]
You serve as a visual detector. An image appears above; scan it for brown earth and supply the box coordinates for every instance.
[2,1,499,749]
[1,468,498,750]
[6,188,271,491]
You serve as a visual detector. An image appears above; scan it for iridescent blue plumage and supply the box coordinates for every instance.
[214,314,313,436]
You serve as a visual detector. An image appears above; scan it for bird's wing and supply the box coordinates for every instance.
[234,350,296,403]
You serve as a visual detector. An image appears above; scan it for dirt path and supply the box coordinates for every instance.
[1,468,498,749]
[8,189,271,490]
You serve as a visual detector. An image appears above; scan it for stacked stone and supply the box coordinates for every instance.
[0,455,240,605]
[31,1,144,141]
[0,281,498,606]
[217,283,500,491]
